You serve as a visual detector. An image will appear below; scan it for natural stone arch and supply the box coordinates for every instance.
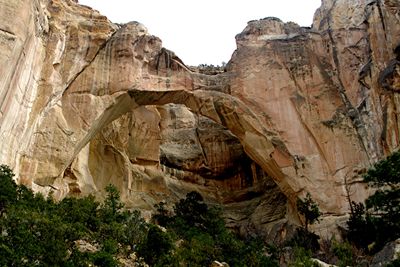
[15,20,298,214]
[125,89,298,207]
[32,87,298,210]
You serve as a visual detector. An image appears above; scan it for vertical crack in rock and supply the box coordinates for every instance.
[358,58,372,89]
[326,2,375,164]
[377,0,388,40]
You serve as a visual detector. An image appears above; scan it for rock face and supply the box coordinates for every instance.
[371,238,400,266]
[0,0,399,239]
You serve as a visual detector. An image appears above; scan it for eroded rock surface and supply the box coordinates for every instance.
[0,0,399,238]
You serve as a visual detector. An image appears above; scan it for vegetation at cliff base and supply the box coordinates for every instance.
[149,191,276,266]
[0,150,399,266]
[0,165,140,266]
[287,192,321,252]
[346,150,400,253]
[0,165,276,266]
[287,151,400,266]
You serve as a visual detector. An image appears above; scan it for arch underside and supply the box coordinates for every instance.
[25,87,298,205]
[85,100,289,237]
[127,88,298,202]
[17,79,301,237]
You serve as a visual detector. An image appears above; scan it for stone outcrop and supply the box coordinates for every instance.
[371,238,400,267]
[0,0,399,239]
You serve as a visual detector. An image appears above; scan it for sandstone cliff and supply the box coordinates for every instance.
[0,0,399,239]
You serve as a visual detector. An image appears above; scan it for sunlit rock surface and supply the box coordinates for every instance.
[0,0,399,239]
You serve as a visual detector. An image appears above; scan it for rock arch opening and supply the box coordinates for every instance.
[75,89,293,236]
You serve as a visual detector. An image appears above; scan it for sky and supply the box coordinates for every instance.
[78,0,321,66]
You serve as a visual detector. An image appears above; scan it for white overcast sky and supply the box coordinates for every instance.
[78,0,321,66]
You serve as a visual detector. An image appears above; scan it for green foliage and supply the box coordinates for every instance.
[174,191,208,229]
[151,191,278,267]
[174,233,217,266]
[346,201,375,250]
[101,184,125,222]
[138,225,173,266]
[92,251,118,267]
[66,249,93,267]
[123,210,148,250]
[0,168,148,266]
[0,165,74,266]
[364,151,400,222]
[0,164,17,214]
[297,193,321,231]
[318,237,362,267]
[289,247,319,267]
[347,151,400,252]
[364,152,400,241]
[153,201,171,226]
[290,193,321,252]
[236,238,278,267]
[0,167,279,266]
[0,204,75,266]
[56,195,101,234]
[363,151,400,186]
[332,240,354,267]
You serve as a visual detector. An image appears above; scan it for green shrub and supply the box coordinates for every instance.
[150,191,278,266]
[174,232,218,267]
[289,247,319,267]
[0,164,17,214]
[100,184,125,222]
[153,201,171,226]
[332,240,354,267]
[92,251,118,267]
[123,210,148,250]
[138,225,174,265]
[174,191,209,229]
[347,151,400,252]
[0,166,152,266]
[0,167,278,266]
[297,193,321,231]
[346,201,375,251]
[289,193,321,252]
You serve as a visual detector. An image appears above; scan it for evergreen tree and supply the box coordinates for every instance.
[289,193,321,252]
[103,184,124,216]
[347,150,400,252]
[297,193,321,231]
[363,151,400,225]
[0,164,17,215]
[0,166,277,266]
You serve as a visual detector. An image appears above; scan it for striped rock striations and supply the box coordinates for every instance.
[0,0,399,238]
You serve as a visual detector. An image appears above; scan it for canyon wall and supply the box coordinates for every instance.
[0,0,399,239]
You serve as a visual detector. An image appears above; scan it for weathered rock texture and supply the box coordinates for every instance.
[0,0,399,239]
